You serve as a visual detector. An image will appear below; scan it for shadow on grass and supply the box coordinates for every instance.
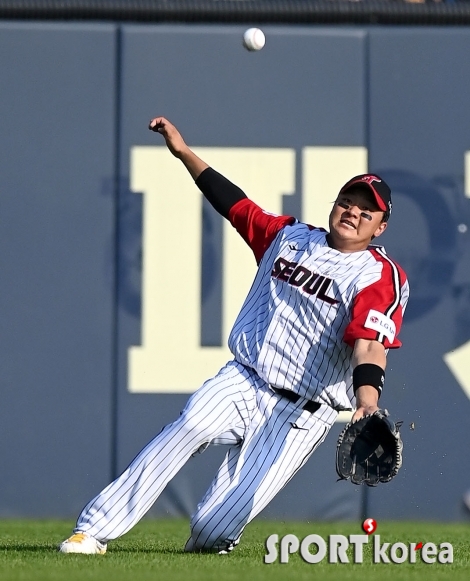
[0,544,57,552]
[0,543,188,556]
[0,541,232,557]
[110,546,186,555]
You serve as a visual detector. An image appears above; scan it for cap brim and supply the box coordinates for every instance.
[341,180,387,212]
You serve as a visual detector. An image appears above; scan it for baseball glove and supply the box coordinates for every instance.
[336,409,403,486]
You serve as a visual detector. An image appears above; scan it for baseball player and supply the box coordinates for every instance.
[60,117,409,555]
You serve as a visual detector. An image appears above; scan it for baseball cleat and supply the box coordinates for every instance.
[59,532,107,554]
[184,536,238,554]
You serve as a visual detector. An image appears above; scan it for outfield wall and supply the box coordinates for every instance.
[0,22,469,522]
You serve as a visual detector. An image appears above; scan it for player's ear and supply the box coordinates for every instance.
[373,221,387,239]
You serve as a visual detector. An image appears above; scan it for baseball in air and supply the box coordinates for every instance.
[243,28,266,51]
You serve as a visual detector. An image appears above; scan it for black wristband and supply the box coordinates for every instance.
[195,167,247,219]
[353,363,385,397]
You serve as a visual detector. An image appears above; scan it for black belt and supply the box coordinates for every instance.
[271,387,321,414]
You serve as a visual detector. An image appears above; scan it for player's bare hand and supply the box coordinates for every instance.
[352,405,380,422]
[148,116,188,159]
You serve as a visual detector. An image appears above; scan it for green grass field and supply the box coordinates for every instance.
[0,519,468,581]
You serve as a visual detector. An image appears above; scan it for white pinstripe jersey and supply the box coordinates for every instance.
[227,198,409,411]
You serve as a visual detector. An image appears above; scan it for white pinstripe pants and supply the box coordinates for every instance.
[74,360,337,551]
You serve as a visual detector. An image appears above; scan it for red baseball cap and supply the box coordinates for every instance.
[339,174,392,218]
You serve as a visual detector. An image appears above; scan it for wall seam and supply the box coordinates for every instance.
[110,23,123,482]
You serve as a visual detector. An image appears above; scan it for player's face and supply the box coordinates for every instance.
[328,188,387,252]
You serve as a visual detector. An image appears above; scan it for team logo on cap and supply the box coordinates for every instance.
[361,175,382,185]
